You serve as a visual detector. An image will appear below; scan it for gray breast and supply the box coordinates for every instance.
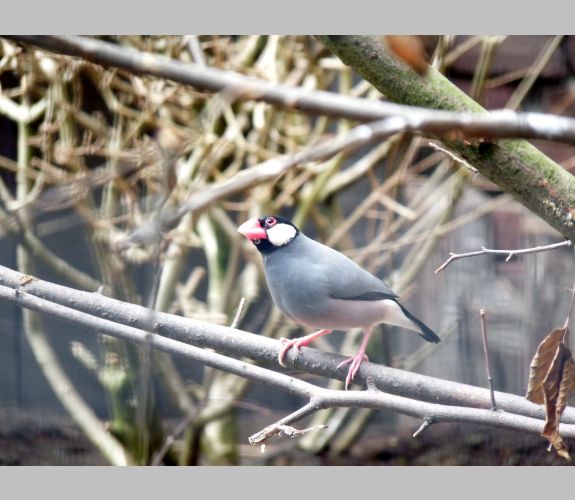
[263,235,331,325]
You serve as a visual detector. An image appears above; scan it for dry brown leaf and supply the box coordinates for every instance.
[525,327,575,461]
[525,328,565,404]
[385,36,429,75]
[541,342,572,459]
[543,354,575,461]
[544,430,571,461]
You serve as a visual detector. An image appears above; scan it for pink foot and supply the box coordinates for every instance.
[337,354,369,390]
[336,327,374,390]
[278,338,305,367]
[277,329,333,367]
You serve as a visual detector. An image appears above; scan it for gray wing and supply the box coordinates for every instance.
[297,235,398,302]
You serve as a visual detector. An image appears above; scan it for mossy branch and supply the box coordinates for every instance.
[316,35,575,242]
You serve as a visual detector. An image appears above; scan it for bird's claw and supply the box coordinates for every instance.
[278,338,301,367]
[337,354,369,390]
[277,329,333,367]
[336,354,369,369]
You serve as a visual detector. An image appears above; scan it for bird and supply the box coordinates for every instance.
[237,215,440,389]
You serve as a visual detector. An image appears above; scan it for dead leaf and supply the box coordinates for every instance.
[544,354,575,461]
[541,342,573,460]
[525,327,575,461]
[525,328,565,404]
[385,36,428,75]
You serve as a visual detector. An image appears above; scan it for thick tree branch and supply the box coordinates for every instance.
[1,263,575,429]
[2,277,575,446]
[316,35,575,243]
[4,36,575,143]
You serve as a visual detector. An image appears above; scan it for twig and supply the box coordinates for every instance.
[479,309,497,411]
[276,424,328,438]
[0,93,47,123]
[185,35,207,67]
[248,402,322,445]
[0,177,101,291]
[427,140,477,173]
[153,217,197,416]
[434,240,573,274]
[506,36,564,111]
[230,297,247,329]
[151,406,200,466]
[413,418,435,438]
[470,36,504,104]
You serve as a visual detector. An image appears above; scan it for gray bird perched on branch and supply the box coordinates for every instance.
[238,215,440,389]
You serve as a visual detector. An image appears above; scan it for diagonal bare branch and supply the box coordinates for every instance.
[2,280,575,447]
[1,263,575,429]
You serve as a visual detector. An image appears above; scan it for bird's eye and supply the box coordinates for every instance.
[265,217,277,226]
[253,238,261,244]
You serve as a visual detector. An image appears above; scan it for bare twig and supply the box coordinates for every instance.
[426,140,477,173]
[413,418,435,438]
[506,36,564,111]
[0,93,47,123]
[276,424,328,438]
[479,309,497,411]
[434,240,573,274]
[248,402,324,445]
[230,297,247,330]
[151,406,200,466]
[185,35,207,67]
[349,193,512,258]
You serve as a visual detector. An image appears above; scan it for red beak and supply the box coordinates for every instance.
[237,218,267,241]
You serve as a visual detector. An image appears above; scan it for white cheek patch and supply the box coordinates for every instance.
[267,223,297,247]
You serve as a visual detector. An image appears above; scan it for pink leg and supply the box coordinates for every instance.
[278,329,333,367]
[336,327,374,390]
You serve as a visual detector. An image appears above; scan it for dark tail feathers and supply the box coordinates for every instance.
[398,303,441,343]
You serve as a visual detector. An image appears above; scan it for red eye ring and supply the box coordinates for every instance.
[265,216,277,226]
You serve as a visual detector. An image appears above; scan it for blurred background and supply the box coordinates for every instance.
[0,35,574,465]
